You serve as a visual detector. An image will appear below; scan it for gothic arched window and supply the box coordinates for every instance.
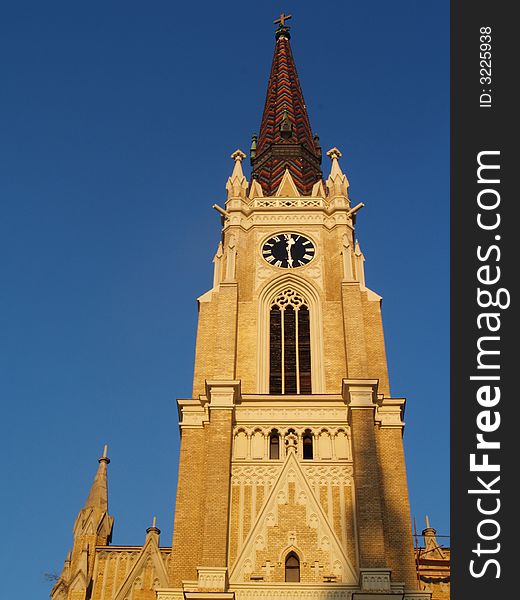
[269,289,312,394]
[303,430,313,459]
[285,552,300,582]
[269,430,280,459]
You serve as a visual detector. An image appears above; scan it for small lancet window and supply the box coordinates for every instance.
[269,289,312,394]
[269,430,280,460]
[303,431,313,459]
[285,552,300,582]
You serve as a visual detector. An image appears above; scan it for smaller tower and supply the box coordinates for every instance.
[51,446,114,600]
[415,517,451,599]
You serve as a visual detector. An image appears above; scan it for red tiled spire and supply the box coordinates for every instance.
[251,23,322,196]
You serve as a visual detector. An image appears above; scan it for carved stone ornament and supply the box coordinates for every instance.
[360,569,392,593]
[197,566,228,591]
[231,587,352,599]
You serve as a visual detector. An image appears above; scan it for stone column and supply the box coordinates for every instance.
[197,381,240,593]
[344,380,387,568]
[344,379,396,598]
[376,398,419,590]
[170,403,208,586]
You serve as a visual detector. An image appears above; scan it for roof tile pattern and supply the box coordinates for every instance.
[251,28,322,196]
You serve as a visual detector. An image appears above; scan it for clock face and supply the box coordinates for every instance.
[261,233,316,268]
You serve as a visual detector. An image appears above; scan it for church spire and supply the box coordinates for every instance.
[251,16,322,196]
[84,444,110,511]
[51,447,114,600]
[72,445,113,544]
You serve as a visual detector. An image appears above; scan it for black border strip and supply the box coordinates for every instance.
[451,1,514,597]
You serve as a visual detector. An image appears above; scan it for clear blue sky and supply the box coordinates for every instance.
[0,2,449,596]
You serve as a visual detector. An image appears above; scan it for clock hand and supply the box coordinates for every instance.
[286,237,295,267]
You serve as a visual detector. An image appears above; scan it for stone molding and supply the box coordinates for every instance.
[205,380,242,409]
[177,399,209,429]
[341,381,406,429]
[252,197,324,209]
[352,591,403,600]
[185,595,235,600]
[359,569,392,593]
[375,398,406,429]
[235,406,348,423]
[342,379,379,410]
[196,566,228,592]
[223,208,353,232]
[230,463,353,487]
[231,464,282,486]
[233,425,351,435]
[232,425,352,462]
[155,589,185,600]
[303,464,354,486]
[231,586,353,599]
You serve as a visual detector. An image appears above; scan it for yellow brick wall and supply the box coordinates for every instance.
[200,409,234,567]
[177,215,431,592]
[170,427,206,584]
[377,427,418,589]
[349,409,386,568]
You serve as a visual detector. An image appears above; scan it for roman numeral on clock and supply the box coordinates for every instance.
[262,233,315,268]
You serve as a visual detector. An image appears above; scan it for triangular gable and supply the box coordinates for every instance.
[114,535,169,600]
[50,578,68,600]
[248,179,264,199]
[275,169,300,197]
[68,569,88,592]
[74,507,113,539]
[311,179,326,198]
[229,451,357,584]
[424,537,446,560]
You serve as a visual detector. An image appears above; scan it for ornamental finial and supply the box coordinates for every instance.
[274,13,292,27]
[99,444,110,464]
[231,149,246,162]
[326,147,342,161]
[274,13,292,39]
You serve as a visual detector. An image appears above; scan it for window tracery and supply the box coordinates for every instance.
[269,288,312,394]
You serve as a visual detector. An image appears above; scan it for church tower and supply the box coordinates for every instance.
[165,17,429,600]
[51,16,437,600]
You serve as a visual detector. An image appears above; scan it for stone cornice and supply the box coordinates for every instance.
[342,379,379,409]
[205,379,242,409]
[375,397,406,429]
[220,201,355,233]
[177,398,209,429]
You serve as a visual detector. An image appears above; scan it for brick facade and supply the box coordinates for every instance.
[51,22,448,600]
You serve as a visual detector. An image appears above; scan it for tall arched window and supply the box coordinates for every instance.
[269,430,280,459]
[285,552,300,582]
[269,289,312,394]
[302,430,313,459]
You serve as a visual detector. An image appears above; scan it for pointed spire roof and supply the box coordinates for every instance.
[251,19,322,196]
[85,445,110,512]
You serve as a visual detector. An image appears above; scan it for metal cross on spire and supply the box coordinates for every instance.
[274,13,292,27]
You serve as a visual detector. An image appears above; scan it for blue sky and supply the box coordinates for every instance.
[0,1,449,596]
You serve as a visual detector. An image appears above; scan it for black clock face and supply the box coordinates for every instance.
[262,233,316,268]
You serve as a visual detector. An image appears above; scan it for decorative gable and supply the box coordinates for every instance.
[229,451,357,585]
[113,534,169,600]
[275,169,300,198]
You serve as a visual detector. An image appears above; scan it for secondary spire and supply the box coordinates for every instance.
[84,444,110,511]
[251,16,322,196]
